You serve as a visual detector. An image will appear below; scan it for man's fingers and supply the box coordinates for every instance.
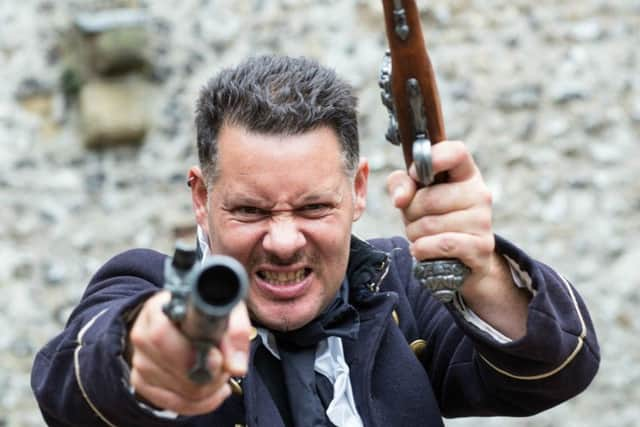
[127,290,249,416]
[130,369,232,416]
[386,170,417,210]
[428,140,477,182]
[402,176,492,222]
[131,345,231,413]
[131,348,224,401]
[387,142,486,223]
[410,232,495,274]
[219,301,251,376]
[404,208,492,243]
[130,292,200,377]
[129,291,229,404]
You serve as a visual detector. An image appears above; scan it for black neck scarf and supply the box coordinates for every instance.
[271,280,360,427]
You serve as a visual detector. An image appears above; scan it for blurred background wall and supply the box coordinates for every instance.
[1,0,638,425]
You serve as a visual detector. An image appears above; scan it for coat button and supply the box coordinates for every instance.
[391,310,399,325]
[229,377,243,396]
[249,327,258,340]
[410,339,428,357]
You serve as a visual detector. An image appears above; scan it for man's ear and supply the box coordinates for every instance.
[352,158,369,221]
[189,167,209,234]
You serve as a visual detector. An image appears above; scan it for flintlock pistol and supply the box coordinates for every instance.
[163,242,248,383]
[379,0,470,303]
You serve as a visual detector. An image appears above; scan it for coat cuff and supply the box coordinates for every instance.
[448,234,596,381]
[72,291,186,426]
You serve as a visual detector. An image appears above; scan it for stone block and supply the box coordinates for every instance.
[92,26,149,75]
[78,77,151,148]
[74,8,150,75]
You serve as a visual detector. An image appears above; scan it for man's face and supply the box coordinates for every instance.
[191,124,368,331]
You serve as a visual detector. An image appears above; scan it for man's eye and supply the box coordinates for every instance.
[234,206,269,220]
[299,204,332,217]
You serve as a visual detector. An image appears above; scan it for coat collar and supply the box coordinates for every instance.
[346,235,391,299]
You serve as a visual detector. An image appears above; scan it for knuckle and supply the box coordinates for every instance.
[477,236,495,257]
[183,385,211,402]
[208,348,223,368]
[130,352,147,375]
[227,325,250,345]
[166,389,204,415]
[477,213,492,232]
[129,369,142,389]
[129,327,144,348]
[147,322,170,348]
[182,383,228,413]
[148,330,164,348]
[136,361,158,381]
[481,188,493,206]
[419,217,438,236]
[452,141,468,161]
[438,235,456,254]
[135,383,179,412]
[165,395,189,414]
[417,192,434,214]
[405,226,418,243]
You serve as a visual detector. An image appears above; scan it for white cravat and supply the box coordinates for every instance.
[256,330,363,427]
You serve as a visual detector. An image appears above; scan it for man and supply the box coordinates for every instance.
[32,55,600,426]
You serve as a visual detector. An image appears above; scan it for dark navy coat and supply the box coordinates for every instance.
[31,236,600,426]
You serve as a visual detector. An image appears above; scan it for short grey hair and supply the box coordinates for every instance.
[195,55,359,184]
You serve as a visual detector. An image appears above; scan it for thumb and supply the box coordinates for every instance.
[386,170,416,209]
[219,301,251,376]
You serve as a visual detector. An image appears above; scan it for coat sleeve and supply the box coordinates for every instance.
[30,249,192,426]
[378,235,600,418]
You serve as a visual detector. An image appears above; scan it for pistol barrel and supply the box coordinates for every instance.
[181,255,248,345]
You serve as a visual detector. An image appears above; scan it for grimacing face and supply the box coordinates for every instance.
[190,125,368,331]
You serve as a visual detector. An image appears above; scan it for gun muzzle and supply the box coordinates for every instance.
[163,244,249,383]
[181,255,249,345]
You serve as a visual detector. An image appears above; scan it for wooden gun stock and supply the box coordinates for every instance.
[381,0,446,175]
[379,0,470,303]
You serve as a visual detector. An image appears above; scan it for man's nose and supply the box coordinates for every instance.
[262,215,306,261]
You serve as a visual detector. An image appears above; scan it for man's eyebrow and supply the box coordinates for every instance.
[220,188,344,208]
[221,195,267,207]
[298,190,343,203]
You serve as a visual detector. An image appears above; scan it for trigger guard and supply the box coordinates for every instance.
[413,138,434,185]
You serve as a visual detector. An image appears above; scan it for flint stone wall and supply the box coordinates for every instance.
[1,1,639,426]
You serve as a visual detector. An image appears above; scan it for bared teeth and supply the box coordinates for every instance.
[261,269,307,285]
